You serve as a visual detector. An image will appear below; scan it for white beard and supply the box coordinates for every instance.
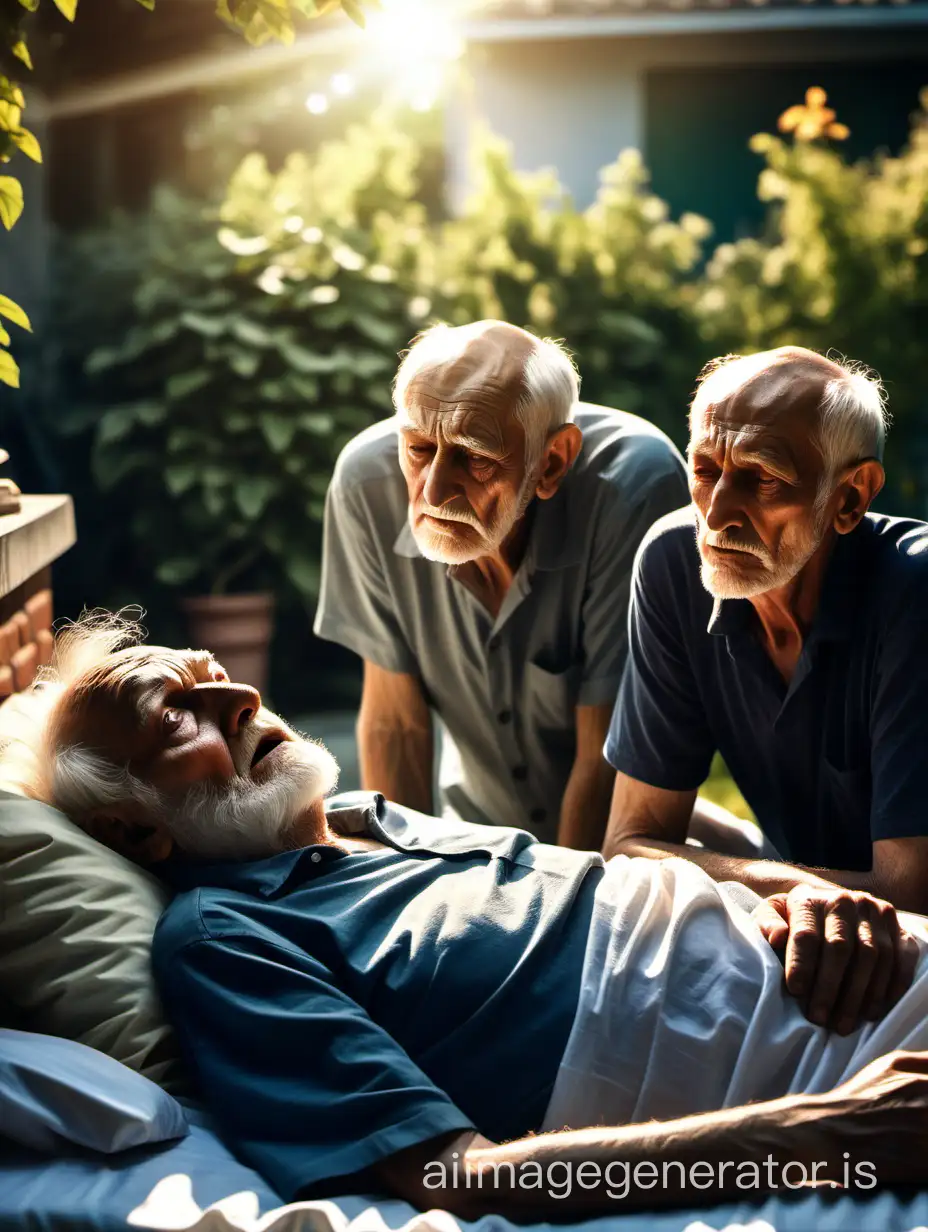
[696,506,825,600]
[163,738,339,861]
[411,470,538,565]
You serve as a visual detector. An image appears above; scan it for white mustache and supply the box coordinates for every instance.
[705,535,775,567]
[421,505,482,532]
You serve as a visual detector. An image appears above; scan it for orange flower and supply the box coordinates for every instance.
[778,87,850,142]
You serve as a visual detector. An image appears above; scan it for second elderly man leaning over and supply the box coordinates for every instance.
[314,320,687,848]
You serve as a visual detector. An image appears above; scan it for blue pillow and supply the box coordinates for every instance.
[0,1028,188,1154]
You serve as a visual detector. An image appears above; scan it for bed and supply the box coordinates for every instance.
[4,1106,928,1232]
[0,1026,925,1232]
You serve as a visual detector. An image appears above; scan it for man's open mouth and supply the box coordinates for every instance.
[251,734,285,771]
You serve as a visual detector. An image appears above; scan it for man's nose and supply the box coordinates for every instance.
[704,474,743,533]
[194,682,261,736]
[422,451,458,509]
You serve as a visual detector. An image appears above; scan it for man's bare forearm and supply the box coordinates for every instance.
[557,759,615,850]
[357,715,434,815]
[614,834,875,899]
[387,1088,874,1222]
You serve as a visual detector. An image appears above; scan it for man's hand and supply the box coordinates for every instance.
[753,884,920,1034]
[820,1050,928,1185]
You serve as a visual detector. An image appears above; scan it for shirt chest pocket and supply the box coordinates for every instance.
[524,660,583,736]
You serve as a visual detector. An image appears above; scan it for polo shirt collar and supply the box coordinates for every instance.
[706,523,866,642]
[391,486,582,572]
[158,791,561,899]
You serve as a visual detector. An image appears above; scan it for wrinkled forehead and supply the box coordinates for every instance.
[53,646,214,745]
[691,356,834,474]
[400,324,534,438]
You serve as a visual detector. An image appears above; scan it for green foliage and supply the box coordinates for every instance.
[696,88,928,513]
[433,137,711,436]
[61,117,425,600]
[0,0,378,391]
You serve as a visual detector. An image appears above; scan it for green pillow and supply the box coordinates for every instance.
[0,790,187,1094]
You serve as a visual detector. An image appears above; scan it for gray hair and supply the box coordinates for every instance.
[393,323,580,473]
[0,608,157,818]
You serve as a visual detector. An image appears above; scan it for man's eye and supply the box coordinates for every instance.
[163,709,184,735]
[408,443,433,457]
[693,467,718,482]
[466,452,494,471]
[757,476,782,491]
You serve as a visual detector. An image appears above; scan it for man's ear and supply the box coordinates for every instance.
[833,459,884,535]
[84,812,175,865]
[534,424,583,500]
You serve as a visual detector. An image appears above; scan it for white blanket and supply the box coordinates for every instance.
[542,855,928,1131]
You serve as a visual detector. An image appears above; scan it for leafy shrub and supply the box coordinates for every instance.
[63,116,427,600]
[433,135,712,440]
[696,89,928,514]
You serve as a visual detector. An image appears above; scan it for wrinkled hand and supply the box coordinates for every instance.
[821,1051,928,1186]
[752,885,919,1035]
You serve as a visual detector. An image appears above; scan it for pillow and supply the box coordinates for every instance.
[0,1028,187,1154]
[0,790,188,1094]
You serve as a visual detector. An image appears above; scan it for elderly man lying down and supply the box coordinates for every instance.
[9,612,928,1220]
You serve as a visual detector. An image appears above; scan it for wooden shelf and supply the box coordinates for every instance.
[0,495,76,600]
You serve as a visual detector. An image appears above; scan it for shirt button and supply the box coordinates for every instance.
[310,851,322,864]
[497,709,512,724]
[530,808,546,825]
[488,636,501,651]
[512,765,527,781]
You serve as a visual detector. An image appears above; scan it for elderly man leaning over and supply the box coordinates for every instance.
[314,319,688,849]
[604,345,928,950]
[9,614,928,1218]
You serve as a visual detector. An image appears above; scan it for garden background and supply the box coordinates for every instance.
[5,0,928,815]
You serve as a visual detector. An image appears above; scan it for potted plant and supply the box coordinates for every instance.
[68,116,430,695]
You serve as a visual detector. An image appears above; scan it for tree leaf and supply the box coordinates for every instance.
[278,340,339,373]
[0,294,29,331]
[98,407,137,444]
[285,554,320,596]
[231,316,275,347]
[0,349,19,389]
[53,0,78,20]
[0,177,24,230]
[181,310,226,338]
[134,0,155,10]
[299,411,334,435]
[235,476,276,519]
[12,42,33,71]
[354,311,401,347]
[0,323,9,346]
[260,413,297,453]
[230,349,260,377]
[156,557,202,585]
[11,128,41,164]
[166,368,211,400]
[165,463,199,496]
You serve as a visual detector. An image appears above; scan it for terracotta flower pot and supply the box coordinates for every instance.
[181,593,275,699]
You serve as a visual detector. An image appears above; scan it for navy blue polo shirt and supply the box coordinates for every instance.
[606,508,928,870]
[153,793,603,1200]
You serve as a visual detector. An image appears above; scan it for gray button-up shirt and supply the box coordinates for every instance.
[314,402,688,841]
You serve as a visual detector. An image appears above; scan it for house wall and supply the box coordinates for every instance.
[445,24,928,223]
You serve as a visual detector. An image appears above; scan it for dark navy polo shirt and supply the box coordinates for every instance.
[606,508,928,870]
[152,793,603,1200]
